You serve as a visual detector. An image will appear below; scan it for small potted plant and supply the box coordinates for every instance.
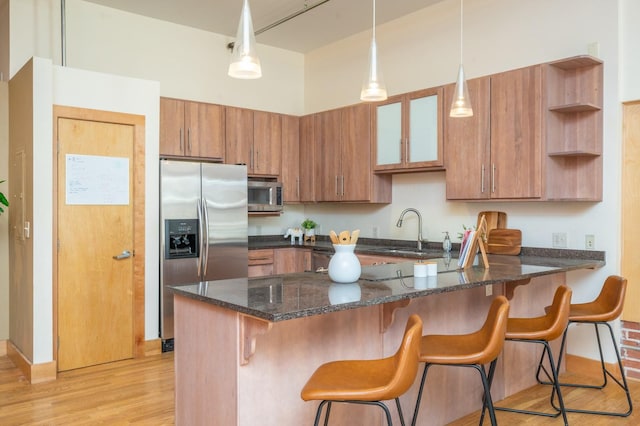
[301,218,317,239]
[0,180,8,215]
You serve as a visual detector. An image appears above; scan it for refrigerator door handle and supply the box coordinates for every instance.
[202,197,211,277]
[196,198,204,277]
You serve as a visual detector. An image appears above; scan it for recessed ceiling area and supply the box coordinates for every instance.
[83,0,445,53]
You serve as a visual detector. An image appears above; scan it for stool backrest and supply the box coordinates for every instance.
[477,296,510,363]
[596,275,627,320]
[545,285,573,341]
[388,314,423,397]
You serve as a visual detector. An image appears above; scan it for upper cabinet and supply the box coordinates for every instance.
[374,87,444,173]
[445,55,603,202]
[298,114,317,203]
[225,107,282,177]
[445,66,543,200]
[315,104,391,203]
[281,114,301,203]
[160,97,225,160]
[544,55,603,201]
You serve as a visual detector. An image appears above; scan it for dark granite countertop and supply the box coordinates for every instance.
[169,254,604,322]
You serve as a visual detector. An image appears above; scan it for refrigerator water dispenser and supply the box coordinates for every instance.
[165,219,199,259]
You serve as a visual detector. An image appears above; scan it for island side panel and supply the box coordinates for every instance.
[174,295,239,426]
[237,305,384,426]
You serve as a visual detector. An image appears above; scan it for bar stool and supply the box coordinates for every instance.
[536,275,633,417]
[300,314,423,426]
[493,285,572,426]
[411,295,510,426]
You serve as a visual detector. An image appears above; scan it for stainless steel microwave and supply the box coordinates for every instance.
[248,180,283,212]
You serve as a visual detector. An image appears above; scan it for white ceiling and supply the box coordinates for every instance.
[83,0,446,53]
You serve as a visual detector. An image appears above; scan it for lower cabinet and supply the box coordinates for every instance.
[248,248,312,277]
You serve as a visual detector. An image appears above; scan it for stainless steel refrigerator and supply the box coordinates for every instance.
[160,159,248,351]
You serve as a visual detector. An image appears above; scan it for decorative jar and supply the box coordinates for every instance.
[328,244,361,283]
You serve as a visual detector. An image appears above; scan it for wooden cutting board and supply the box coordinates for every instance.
[487,229,522,255]
[478,211,507,232]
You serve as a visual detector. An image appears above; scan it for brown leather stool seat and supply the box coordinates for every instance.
[493,285,572,426]
[301,314,423,426]
[536,275,633,417]
[411,296,510,426]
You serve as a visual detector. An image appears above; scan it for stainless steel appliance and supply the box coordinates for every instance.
[160,159,248,351]
[247,179,283,212]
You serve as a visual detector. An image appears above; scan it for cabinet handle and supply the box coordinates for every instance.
[481,164,485,193]
[179,128,184,153]
[399,138,403,162]
[255,149,259,171]
[405,138,409,163]
[341,176,345,196]
[250,147,254,171]
[492,163,496,193]
[335,176,340,196]
[187,128,192,154]
[296,177,300,198]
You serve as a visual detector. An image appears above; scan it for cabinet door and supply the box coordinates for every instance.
[159,98,185,156]
[299,114,316,203]
[341,103,372,201]
[185,102,225,160]
[253,111,282,176]
[444,77,491,199]
[274,248,311,274]
[315,109,342,201]
[374,96,403,170]
[406,87,444,168]
[225,106,254,169]
[490,66,542,199]
[281,115,300,202]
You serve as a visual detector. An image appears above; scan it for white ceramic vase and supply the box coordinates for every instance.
[328,244,361,283]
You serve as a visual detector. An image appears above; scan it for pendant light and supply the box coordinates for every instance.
[228,0,262,79]
[360,0,387,101]
[450,0,473,117]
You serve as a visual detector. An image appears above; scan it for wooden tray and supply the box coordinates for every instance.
[486,229,522,255]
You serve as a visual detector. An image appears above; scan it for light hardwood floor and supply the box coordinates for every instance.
[0,353,638,425]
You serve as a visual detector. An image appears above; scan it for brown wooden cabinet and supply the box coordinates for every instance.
[248,249,274,277]
[445,66,542,200]
[226,107,282,177]
[281,115,301,203]
[298,114,316,203]
[160,97,224,160]
[373,87,444,173]
[274,247,311,274]
[315,104,391,203]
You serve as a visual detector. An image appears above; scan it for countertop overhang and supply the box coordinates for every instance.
[169,254,604,322]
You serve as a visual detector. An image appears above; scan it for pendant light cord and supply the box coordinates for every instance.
[372,0,376,41]
[460,0,463,64]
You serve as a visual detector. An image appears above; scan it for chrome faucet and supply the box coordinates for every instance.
[396,208,424,251]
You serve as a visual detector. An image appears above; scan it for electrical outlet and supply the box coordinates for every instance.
[485,285,493,297]
[372,226,379,238]
[585,234,595,250]
[552,232,567,248]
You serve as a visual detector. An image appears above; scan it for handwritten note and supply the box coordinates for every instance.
[66,154,129,205]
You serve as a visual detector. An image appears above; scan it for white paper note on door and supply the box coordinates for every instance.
[66,154,129,205]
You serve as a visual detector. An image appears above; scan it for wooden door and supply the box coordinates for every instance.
[314,109,342,201]
[622,101,640,322]
[253,111,282,176]
[56,117,135,371]
[340,103,371,201]
[159,97,184,156]
[186,101,224,160]
[281,115,300,202]
[444,77,491,200]
[490,66,542,199]
[298,114,316,203]
[225,106,254,170]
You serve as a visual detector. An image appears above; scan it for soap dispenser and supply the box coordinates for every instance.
[442,231,452,253]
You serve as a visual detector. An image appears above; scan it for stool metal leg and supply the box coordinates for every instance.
[538,321,633,417]
[495,339,568,426]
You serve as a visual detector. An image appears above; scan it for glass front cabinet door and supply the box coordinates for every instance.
[374,87,444,172]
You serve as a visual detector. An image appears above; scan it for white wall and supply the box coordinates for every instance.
[0,81,8,340]
[621,0,640,101]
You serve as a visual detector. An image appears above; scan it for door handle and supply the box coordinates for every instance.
[113,250,132,260]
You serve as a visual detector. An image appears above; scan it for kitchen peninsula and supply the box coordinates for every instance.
[169,252,603,425]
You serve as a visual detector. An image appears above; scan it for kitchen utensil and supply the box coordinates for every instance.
[486,229,522,255]
[338,230,351,244]
[350,229,360,244]
[329,230,339,244]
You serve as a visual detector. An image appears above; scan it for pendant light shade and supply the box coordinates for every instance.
[450,0,472,117]
[228,0,261,79]
[360,0,387,101]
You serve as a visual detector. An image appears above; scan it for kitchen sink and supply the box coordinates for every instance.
[375,248,442,258]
